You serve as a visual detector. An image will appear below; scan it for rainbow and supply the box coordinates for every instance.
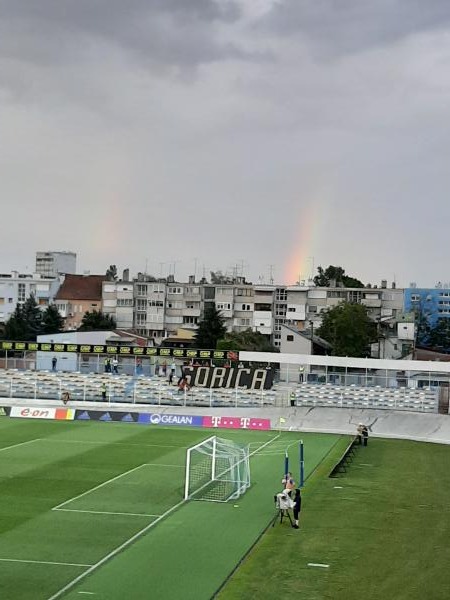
[283,201,322,285]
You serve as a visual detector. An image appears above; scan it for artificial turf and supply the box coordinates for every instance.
[0,416,340,600]
[218,438,450,600]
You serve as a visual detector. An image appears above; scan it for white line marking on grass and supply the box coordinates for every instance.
[0,558,92,567]
[46,433,282,600]
[52,464,147,510]
[0,438,40,453]
[333,486,343,489]
[78,592,96,595]
[307,563,330,568]
[55,509,161,518]
[41,439,185,449]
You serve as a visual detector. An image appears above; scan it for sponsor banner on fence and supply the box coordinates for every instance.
[138,413,204,427]
[0,406,11,417]
[203,416,271,430]
[10,406,75,421]
[0,340,234,360]
[74,410,138,423]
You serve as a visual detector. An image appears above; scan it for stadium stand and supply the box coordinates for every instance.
[0,369,439,412]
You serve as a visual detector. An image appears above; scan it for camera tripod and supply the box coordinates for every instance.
[272,507,294,527]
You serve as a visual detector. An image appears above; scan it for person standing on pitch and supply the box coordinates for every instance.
[292,488,301,529]
[282,472,296,497]
[362,424,369,446]
[356,423,364,445]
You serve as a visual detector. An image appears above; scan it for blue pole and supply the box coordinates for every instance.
[299,440,304,487]
[284,451,289,477]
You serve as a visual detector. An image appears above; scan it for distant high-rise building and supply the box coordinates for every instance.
[35,251,76,277]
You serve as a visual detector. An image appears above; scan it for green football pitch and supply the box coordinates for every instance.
[0,417,342,600]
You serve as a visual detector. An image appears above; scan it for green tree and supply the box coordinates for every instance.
[194,306,227,349]
[4,304,28,340]
[313,265,364,288]
[79,310,116,331]
[4,295,43,340]
[217,328,277,352]
[41,304,64,335]
[317,302,377,357]
[427,318,450,352]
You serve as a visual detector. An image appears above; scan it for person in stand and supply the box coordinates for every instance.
[52,357,57,372]
[170,360,176,377]
[104,357,111,373]
[101,382,107,402]
[178,377,190,393]
[292,488,302,529]
[362,424,369,446]
[61,391,70,405]
[112,357,119,374]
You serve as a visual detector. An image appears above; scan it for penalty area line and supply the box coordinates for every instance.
[0,558,92,567]
[0,438,41,453]
[54,508,161,518]
[46,496,188,600]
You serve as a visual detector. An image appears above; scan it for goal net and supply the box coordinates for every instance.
[184,435,251,502]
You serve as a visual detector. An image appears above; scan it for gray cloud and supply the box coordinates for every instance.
[261,0,450,57]
[0,0,243,69]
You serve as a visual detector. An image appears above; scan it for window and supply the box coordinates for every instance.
[255,303,271,311]
[185,286,200,295]
[183,316,198,324]
[136,299,147,310]
[241,304,251,311]
[18,283,26,303]
[276,289,287,301]
[136,284,147,296]
[308,305,317,313]
[239,318,251,326]
[288,307,296,312]
[348,291,362,303]
[168,287,182,294]
[135,313,146,325]
[167,301,182,309]
[411,294,421,302]
[0,298,4,305]
[149,300,164,307]
[287,335,294,342]
[117,298,133,307]
[217,302,231,310]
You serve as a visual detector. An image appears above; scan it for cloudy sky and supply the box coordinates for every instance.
[1,0,450,287]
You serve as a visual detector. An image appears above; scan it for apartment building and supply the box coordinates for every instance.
[35,251,76,277]
[55,274,106,330]
[0,272,60,325]
[101,273,408,356]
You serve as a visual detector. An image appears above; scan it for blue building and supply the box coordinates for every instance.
[404,287,450,329]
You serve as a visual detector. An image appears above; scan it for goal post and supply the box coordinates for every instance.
[184,435,251,502]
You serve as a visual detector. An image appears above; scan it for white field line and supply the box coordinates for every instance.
[40,439,186,449]
[46,433,282,600]
[0,438,40,453]
[307,563,330,568]
[52,464,147,511]
[0,558,92,567]
[54,509,161,518]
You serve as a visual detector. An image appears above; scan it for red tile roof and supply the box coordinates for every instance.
[55,274,106,301]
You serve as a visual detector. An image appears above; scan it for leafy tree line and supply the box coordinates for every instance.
[1,295,116,340]
[194,306,277,352]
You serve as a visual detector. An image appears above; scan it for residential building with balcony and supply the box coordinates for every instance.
[0,272,60,326]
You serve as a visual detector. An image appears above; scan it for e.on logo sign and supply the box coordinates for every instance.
[11,406,56,420]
